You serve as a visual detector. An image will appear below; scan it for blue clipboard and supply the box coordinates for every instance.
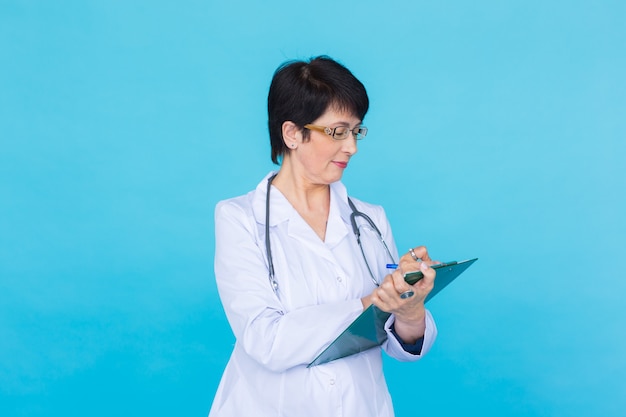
[308,258,478,367]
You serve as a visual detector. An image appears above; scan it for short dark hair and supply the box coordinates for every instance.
[267,56,369,164]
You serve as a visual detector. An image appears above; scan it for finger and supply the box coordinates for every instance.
[398,253,423,271]
[374,284,396,307]
[378,276,413,308]
[398,253,419,269]
[389,269,412,294]
[416,262,436,288]
[372,293,397,314]
[410,246,432,263]
[399,289,415,299]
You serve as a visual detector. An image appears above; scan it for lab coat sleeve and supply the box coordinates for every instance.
[214,200,364,373]
[382,310,437,361]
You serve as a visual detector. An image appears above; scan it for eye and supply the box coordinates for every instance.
[332,126,350,139]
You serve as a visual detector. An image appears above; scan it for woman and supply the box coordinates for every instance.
[209,56,437,417]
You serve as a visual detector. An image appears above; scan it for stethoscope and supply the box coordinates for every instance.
[265,173,397,294]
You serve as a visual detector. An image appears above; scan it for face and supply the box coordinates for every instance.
[290,107,361,185]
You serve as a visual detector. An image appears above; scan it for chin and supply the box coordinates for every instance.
[327,173,344,184]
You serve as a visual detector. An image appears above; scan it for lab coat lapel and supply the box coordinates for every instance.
[251,173,352,261]
[282,181,351,263]
[324,182,351,249]
[286,181,352,265]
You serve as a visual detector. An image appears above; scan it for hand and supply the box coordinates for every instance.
[370,246,436,344]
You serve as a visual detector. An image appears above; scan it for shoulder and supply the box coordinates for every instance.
[215,171,276,222]
[216,191,252,212]
[214,192,257,234]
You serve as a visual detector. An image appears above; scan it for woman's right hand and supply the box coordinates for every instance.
[361,246,437,343]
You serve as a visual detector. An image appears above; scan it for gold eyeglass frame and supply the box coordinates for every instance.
[304,124,368,140]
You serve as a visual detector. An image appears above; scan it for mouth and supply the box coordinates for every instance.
[333,161,348,169]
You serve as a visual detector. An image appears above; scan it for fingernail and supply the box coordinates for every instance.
[420,262,428,271]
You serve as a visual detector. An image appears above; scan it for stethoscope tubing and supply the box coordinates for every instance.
[265,174,395,294]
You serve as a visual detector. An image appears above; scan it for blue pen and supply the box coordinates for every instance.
[386,263,398,269]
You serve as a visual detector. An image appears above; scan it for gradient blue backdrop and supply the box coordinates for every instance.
[1,1,624,416]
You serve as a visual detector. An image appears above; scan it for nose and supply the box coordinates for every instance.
[343,135,358,155]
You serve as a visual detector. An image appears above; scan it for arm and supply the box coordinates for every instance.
[375,247,438,359]
[354,202,437,359]
[215,200,363,372]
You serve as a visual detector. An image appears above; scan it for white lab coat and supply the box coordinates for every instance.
[209,172,437,417]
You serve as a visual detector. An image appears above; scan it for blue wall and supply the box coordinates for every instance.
[1,1,624,416]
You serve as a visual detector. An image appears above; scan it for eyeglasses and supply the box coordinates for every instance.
[304,124,368,140]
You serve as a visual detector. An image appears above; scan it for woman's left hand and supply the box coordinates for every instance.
[370,246,436,344]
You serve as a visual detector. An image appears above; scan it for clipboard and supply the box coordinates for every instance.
[308,258,478,367]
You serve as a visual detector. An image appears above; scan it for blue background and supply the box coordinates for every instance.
[1,1,624,416]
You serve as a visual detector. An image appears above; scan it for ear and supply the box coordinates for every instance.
[281,121,301,149]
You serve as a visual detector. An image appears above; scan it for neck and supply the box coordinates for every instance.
[272,158,330,210]
[271,158,331,241]
[272,174,329,212]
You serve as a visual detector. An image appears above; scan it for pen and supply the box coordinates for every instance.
[388,261,455,269]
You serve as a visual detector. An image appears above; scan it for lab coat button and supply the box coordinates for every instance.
[336,276,342,283]
[329,378,335,385]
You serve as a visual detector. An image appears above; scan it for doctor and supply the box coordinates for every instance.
[209,56,438,417]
